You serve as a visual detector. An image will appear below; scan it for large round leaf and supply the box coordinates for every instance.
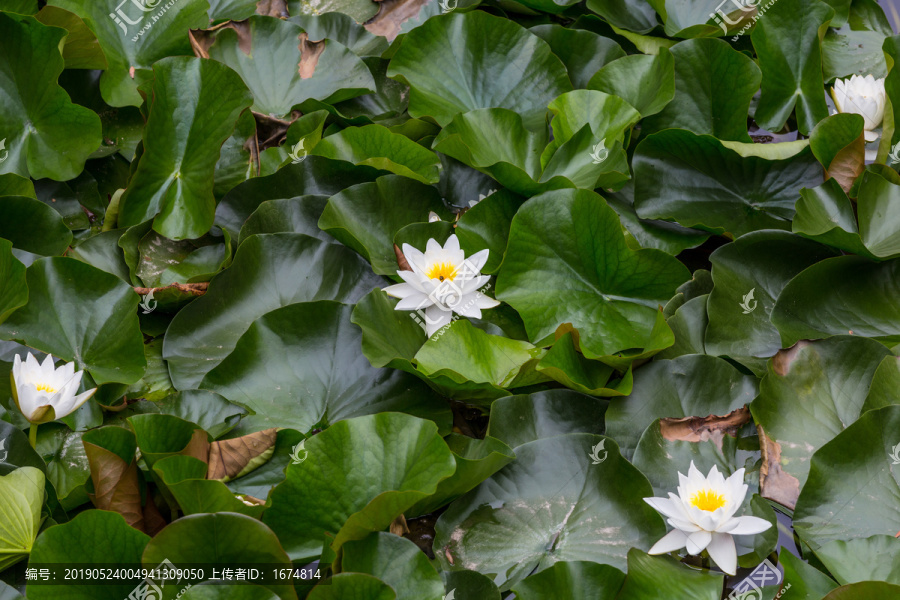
[511,561,624,600]
[200,301,451,433]
[142,512,296,600]
[751,0,833,135]
[704,230,840,373]
[614,549,724,600]
[163,233,385,389]
[587,50,675,118]
[342,532,444,600]
[117,57,253,240]
[0,13,101,181]
[529,24,625,89]
[605,354,758,459]
[434,433,665,590]
[821,582,900,599]
[387,11,572,131]
[751,336,891,509]
[793,405,900,549]
[0,239,27,326]
[0,196,72,256]
[0,257,146,385]
[47,0,211,107]
[486,390,606,450]
[644,38,761,142]
[200,16,376,117]
[262,413,456,561]
[496,188,689,360]
[633,129,823,236]
[26,510,150,600]
[771,255,900,346]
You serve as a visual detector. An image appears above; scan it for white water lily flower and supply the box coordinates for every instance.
[11,353,97,424]
[643,462,772,575]
[384,234,499,337]
[831,74,886,142]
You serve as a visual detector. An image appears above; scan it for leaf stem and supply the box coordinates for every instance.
[29,423,38,448]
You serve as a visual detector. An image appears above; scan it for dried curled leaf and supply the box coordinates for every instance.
[207,428,278,482]
[758,425,801,510]
[659,406,751,450]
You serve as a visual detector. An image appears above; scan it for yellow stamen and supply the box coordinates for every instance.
[426,262,457,282]
[690,489,726,512]
[35,383,57,394]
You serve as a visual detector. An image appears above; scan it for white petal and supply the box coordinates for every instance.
[466,249,490,273]
[25,352,41,372]
[452,295,482,319]
[722,515,773,536]
[395,293,434,311]
[424,305,452,337]
[647,529,688,554]
[644,496,688,521]
[474,294,501,309]
[685,530,712,554]
[865,129,879,142]
[667,517,702,533]
[40,354,55,372]
[442,234,460,254]
[425,238,443,256]
[402,244,427,273]
[56,387,97,419]
[384,282,418,299]
[706,532,738,575]
[15,384,39,420]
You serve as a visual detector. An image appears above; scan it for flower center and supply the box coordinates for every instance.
[34,383,57,394]
[426,262,457,282]
[690,489,726,512]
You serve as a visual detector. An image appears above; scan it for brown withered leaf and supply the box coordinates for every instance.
[298,33,325,79]
[207,428,278,481]
[825,130,865,195]
[143,497,168,537]
[394,243,412,271]
[256,0,289,17]
[84,441,145,531]
[133,282,209,298]
[189,21,251,59]
[184,429,211,464]
[659,406,751,450]
[364,0,430,41]
[758,425,801,509]
[772,340,810,376]
[389,514,409,536]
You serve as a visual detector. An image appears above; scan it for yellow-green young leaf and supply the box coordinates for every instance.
[0,467,45,571]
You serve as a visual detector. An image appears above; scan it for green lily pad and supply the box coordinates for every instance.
[239,196,332,245]
[751,336,891,507]
[47,0,211,107]
[142,512,296,600]
[26,510,150,600]
[633,129,822,236]
[34,6,107,70]
[856,169,900,258]
[704,230,840,373]
[0,257,146,385]
[163,233,385,389]
[587,49,675,118]
[202,16,375,118]
[318,175,451,275]
[0,13,101,181]
[311,125,441,184]
[215,157,380,239]
[117,57,253,240]
[793,404,900,549]
[0,239,27,326]
[793,178,876,258]
[342,532,444,600]
[751,0,834,135]
[262,413,456,560]
[614,549,723,600]
[454,189,526,274]
[529,24,625,88]
[153,455,265,517]
[644,38,761,142]
[815,535,900,584]
[307,574,395,600]
[511,561,624,600]
[534,331,631,396]
[487,390,606,449]
[771,255,900,346]
[780,550,839,598]
[434,433,665,590]
[821,582,900,599]
[406,434,515,517]
[605,354,758,459]
[200,301,451,433]
[387,11,572,130]
[0,467,44,571]
[496,188,689,359]
[35,423,90,507]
